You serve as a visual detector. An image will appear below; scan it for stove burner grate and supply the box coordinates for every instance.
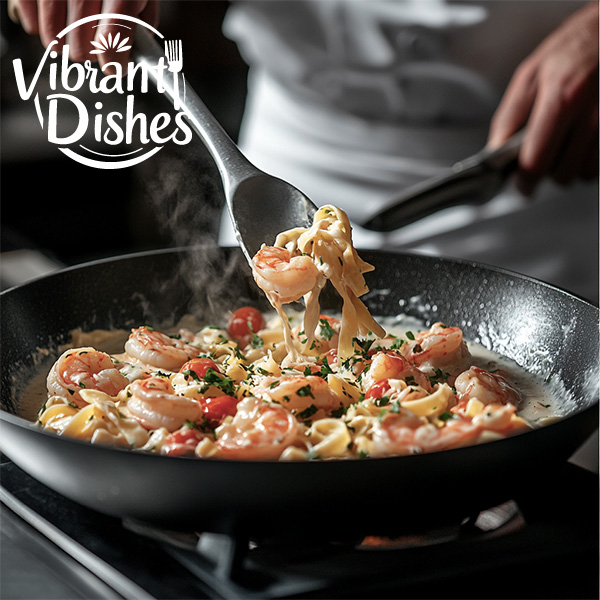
[1,459,598,599]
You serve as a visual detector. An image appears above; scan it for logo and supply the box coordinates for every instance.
[12,14,192,169]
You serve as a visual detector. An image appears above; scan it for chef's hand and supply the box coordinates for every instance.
[487,1,598,195]
[7,0,160,73]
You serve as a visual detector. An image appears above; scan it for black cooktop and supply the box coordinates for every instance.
[1,456,598,599]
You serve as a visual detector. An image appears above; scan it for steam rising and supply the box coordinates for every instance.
[133,142,253,325]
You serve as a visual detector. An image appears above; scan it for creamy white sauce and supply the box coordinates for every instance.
[467,343,559,426]
[377,314,560,427]
[18,313,561,428]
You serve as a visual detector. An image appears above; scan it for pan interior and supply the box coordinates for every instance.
[1,246,598,536]
[2,246,598,421]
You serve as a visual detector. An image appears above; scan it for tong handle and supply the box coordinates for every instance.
[458,129,525,172]
[361,131,525,233]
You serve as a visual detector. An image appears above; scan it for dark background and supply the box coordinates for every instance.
[2,1,598,304]
[1,0,249,268]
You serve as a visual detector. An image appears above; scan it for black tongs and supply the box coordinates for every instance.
[361,131,524,232]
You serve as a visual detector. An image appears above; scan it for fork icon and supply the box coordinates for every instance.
[164,40,183,110]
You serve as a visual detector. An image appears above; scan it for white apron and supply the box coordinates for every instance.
[219,0,598,302]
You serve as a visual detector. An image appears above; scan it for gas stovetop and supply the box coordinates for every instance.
[1,457,598,599]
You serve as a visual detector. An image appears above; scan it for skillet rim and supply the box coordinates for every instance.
[1,245,598,466]
[1,244,598,309]
[1,403,598,467]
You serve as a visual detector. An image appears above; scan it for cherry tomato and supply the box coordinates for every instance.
[163,426,204,457]
[227,307,266,344]
[179,357,220,380]
[321,349,337,364]
[365,380,391,399]
[202,395,238,424]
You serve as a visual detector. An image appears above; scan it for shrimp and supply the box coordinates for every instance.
[126,376,203,432]
[454,366,521,407]
[252,246,320,304]
[252,375,341,416]
[369,408,481,456]
[369,400,528,457]
[214,397,298,460]
[162,424,207,457]
[402,322,471,374]
[471,402,520,431]
[364,351,432,392]
[365,378,429,404]
[47,347,129,408]
[124,326,199,371]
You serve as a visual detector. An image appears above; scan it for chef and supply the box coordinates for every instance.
[218,0,598,302]
[8,0,599,301]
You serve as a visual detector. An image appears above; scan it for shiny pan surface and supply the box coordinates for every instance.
[1,247,597,538]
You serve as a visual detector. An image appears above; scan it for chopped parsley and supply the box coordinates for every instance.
[296,384,314,399]
[304,357,334,378]
[330,404,347,418]
[374,396,391,407]
[318,318,336,341]
[203,368,236,396]
[377,399,402,421]
[306,448,322,461]
[390,337,405,350]
[298,404,318,420]
[353,337,375,358]
[438,411,455,422]
[247,322,264,349]
[182,369,201,382]
[428,368,450,387]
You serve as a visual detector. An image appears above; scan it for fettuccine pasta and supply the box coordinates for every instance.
[37,205,538,460]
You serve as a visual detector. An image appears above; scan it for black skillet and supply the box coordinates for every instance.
[1,247,598,540]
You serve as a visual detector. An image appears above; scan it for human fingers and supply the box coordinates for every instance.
[512,93,573,197]
[520,79,576,180]
[487,60,537,149]
[139,0,159,28]
[491,2,598,191]
[518,38,598,184]
[8,0,40,35]
[489,60,543,196]
[513,170,540,198]
[66,0,103,62]
[551,98,599,186]
[38,0,67,50]
[581,100,599,180]
[581,134,599,182]
[515,83,597,194]
[512,6,597,191]
[93,0,158,74]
